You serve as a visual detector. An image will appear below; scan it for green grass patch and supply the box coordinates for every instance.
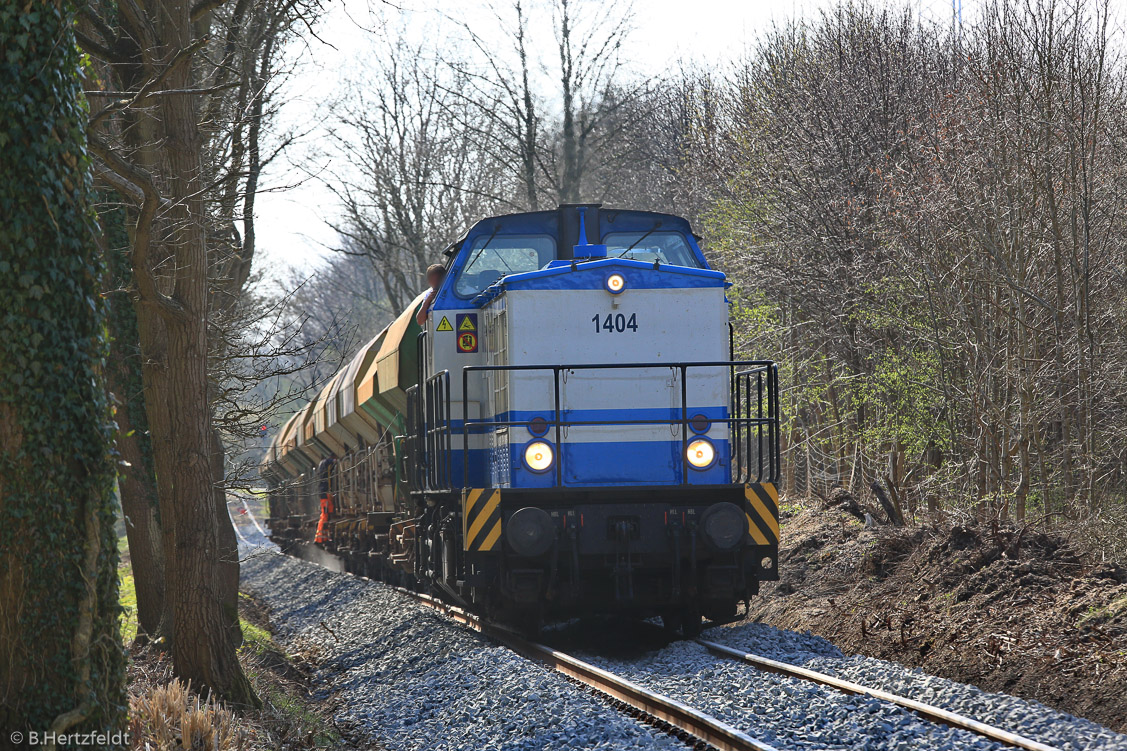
[240,618,275,655]
[238,593,284,658]
[237,595,342,748]
[1079,596,1127,625]
[268,682,337,744]
[119,566,137,643]
[241,667,341,748]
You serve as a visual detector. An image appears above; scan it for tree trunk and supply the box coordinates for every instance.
[0,0,126,732]
[131,0,256,705]
[212,425,242,648]
[112,388,167,638]
[557,0,579,202]
[871,481,905,527]
[515,1,539,211]
[101,199,167,641]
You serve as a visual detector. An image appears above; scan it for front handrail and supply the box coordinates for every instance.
[424,370,451,490]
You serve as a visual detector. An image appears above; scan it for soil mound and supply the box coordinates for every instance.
[745,504,1127,731]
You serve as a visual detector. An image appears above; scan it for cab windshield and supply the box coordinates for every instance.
[603,231,703,268]
[455,234,556,297]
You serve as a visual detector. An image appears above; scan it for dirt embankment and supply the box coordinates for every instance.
[745,502,1127,732]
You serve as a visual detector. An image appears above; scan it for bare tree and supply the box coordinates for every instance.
[448,0,641,208]
[78,0,323,704]
[322,28,503,311]
[694,0,1127,527]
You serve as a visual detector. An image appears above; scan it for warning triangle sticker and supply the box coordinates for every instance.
[458,316,476,332]
[436,316,453,332]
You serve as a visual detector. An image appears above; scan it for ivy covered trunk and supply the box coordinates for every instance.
[0,0,126,736]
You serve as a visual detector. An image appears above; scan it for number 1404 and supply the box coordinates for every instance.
[592,313,638,333]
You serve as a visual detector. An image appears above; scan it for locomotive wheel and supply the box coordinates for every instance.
[703,600,738,625]
[660,610,683,634]
[680,605,703,638]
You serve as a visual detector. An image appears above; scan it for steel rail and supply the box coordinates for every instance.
[397,589,778,751]
[696,638,1061,751]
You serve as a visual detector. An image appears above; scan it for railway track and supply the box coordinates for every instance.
[283,542,1068,751]
[695,638,1061,751]
[397,589,778,751]
[403,586,1065,751]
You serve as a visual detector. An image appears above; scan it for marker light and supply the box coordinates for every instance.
[524,441,554,472]
[606,273,626,294]
[686,438,716,469]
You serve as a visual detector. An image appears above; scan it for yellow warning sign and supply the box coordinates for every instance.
[436,316,453,332]
[458,316,476,332]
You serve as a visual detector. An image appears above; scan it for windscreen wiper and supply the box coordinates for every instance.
[617,221,662,257]
[463,225,501,272]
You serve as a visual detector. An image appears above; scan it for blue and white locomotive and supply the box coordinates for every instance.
[263,204,780,634]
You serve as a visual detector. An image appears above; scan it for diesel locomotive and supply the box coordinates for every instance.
[261,204,781,635]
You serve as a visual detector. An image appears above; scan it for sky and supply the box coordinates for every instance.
[251,0,969,281]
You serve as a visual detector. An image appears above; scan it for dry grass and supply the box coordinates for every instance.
[128,679,248,751]
[122,594,356,750]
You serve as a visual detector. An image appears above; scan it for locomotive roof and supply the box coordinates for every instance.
[430,204,714,312]
[442,204,699,257]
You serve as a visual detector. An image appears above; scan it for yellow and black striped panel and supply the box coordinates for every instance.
[744,483,780,546]
[462,488,502,552]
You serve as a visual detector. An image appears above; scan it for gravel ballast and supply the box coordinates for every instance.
[703,622,1127,751]
[243,547,1125,750]
[240,550,695,751]
[577,637,1013,751]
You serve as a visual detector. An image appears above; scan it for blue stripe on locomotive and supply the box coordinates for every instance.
[507,439,732,488]
[443,416,733,489]
[469,405,732,488]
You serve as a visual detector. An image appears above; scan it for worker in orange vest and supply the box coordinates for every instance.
[314,453,337,544]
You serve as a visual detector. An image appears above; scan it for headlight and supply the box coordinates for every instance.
[523,440,554,472]
[686,438,716,469]
[606,273,626,294]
